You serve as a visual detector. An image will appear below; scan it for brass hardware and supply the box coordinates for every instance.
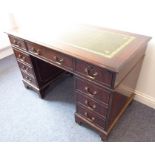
[18,54,25,62]
[84,100,96,109]
[84,112,95,122]
[13,40,21,47]
[53,56,64,65]
[31,47,40,55]
[84,66,98,79]
[25,76,32,82]
[84,112,88,116]
[92,104,96,109]
[20,57,25,62]
[84,100,88,104]
[22,66,28,72]
[13,40,17,44]
[85,86,97,96]
[18,54,22,58]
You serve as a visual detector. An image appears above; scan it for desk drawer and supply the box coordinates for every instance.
[76,105,106,129]
[18,61,34,75]
[75,78,111,104]
[75,59,113,87]
[76,92,108,117]
[21,72,37,86]
[9,35,26,50]
[14,50,32,65]
[26,42,73,70]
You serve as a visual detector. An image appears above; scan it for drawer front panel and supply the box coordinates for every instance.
[76,92,108,117]
[77,105,106,129]
[21,72,37,86]
[75,78,111,104]
[75,59,113,87]
[18,61,34,75]
[9,35,26,50]
[26,42,73,70]
[14,50,32,65]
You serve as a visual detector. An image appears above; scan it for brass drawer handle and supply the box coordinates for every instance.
[13,39,17,44]
[85,86,97,96]
[84,100,96,109]
[22,66,28,72]
[18,54,22,58]
[13,40,21,47]
[84,67,98,80]
[31,47,40,55]
[25,76,32,82]
[53,56,64,65]
[84,112,95,122]
[18,54,26,62]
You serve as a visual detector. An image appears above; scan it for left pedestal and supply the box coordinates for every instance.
[8,35,63,98]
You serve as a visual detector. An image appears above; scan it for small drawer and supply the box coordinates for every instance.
[26,42,73,70]
[76,105,106,129]
[75,59,113,87]
[49,51,73,70]
[14,49,32,65]
[26,41,44,56]
[75,78,111,104]
[21,72,37,86]
[8,35,26,50]
[17,61,34,75]
[76,92,108,117]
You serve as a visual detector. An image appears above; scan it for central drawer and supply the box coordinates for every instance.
[75,78,111,104]
[26,41,73,70]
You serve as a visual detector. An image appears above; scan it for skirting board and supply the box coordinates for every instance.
[135,90,155,109]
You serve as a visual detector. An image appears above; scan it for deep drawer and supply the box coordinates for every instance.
[75,59,113,88]
[76,92,108,117]
[75,78,111,104]
[26,41,73,70]
[76,104,106,129]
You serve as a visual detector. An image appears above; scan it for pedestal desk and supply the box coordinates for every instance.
[6,25,151,140]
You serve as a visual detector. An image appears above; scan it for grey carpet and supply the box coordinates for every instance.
[0,55,155,142]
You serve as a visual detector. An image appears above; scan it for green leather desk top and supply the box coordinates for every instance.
[60,26,135,58]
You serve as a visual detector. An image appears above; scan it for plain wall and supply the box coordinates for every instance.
[0,13,11,49]
[3,0,155,107]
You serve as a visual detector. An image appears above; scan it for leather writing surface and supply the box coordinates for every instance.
[59,26,135,58]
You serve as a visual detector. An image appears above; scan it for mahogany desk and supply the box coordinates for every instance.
[6,25,151,140]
